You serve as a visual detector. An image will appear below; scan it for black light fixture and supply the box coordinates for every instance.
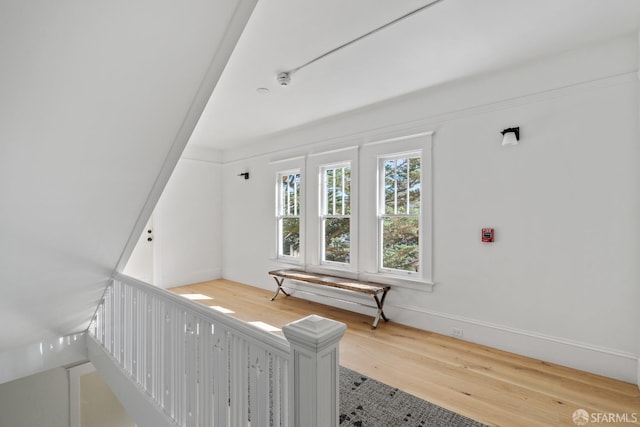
[501,127,520,146]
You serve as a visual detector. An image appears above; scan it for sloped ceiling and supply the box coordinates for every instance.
[0,0,256,352]
[189,0,640,150]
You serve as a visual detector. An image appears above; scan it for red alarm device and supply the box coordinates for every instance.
[481,228,494,243]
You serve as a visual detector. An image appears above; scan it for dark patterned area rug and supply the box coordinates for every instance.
[340,367,486,427]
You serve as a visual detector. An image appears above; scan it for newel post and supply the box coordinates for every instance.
[282,315,347,427]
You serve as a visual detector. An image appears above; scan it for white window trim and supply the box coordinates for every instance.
[320,161,352,267]
[377,151,422,278]
[271,156,306,266]
[306,147,359,275]
[276,169,302,262]
[269,132,433,292]
[359,132,433,291]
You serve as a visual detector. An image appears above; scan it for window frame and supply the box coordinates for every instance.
[270,132,432,291]
[377,151,422,277]
[305,146,359,275]
[320,161,352,267]
[275,168,303,263]
[359,131,433,290]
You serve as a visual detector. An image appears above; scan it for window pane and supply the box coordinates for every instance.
[396,158,408,214]
[383,157,420,215]
[280,173,300,216]
[384,160,397,215]
[280,217,300,257]
[382,217,419,272]
[325,168,334,215]
[280,175,288,215]
[324,166,350,216]
[323,217,350,263]
[343,167,351,215]
[409,157,421,215]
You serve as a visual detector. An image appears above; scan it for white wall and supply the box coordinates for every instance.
[81,371,135,427]
[153,154,224,288]
[0,368,69,427]
[217,34,640,383]
[0,0,256,355]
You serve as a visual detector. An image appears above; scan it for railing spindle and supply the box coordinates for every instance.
[212,325,229,426]
[89,275,345,427]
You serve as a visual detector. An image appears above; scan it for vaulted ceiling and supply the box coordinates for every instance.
[189,0,640,150]
[0,0,256,354]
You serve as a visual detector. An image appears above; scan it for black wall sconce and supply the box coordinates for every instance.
[238,172,250,180]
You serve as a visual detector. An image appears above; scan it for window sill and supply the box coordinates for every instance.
[269,258,304,269]
[305,264,359,280]
[359,271,435,292]
[268,261,435,292]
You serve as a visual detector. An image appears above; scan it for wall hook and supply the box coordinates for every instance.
[238,172,250,180]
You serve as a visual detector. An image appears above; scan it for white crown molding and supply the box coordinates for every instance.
[181,144,223,164]
[222,71,636,164]
[268,155,306,165]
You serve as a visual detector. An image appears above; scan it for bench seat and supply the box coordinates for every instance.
[268,269,390,329]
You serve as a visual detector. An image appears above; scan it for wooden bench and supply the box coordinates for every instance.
[268,269,390,329]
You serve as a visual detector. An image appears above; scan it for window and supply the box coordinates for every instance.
[361,132,432,288]
[277,171,301,259]
[305,147,358,272]
[273,132,432,289]
[321,163,351,264]
[379,153,421,274]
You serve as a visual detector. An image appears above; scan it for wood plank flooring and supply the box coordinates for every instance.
[170,279,640,427]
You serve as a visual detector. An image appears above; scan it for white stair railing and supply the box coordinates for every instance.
[88,273,346,427]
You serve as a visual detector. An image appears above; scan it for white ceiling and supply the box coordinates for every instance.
[0,0,255,356]
[189,0,640,150]
[1,0,638,368]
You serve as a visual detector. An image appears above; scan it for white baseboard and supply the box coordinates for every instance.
[391,303,638,385]
[282,288,638,384]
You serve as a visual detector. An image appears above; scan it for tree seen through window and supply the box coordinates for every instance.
[322,165,350,264]
[278,172,301,258]
[381,156,421,272]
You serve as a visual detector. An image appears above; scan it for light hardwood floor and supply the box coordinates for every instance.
[170,279,640,427]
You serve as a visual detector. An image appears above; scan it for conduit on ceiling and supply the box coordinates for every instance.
[277,0,447,86]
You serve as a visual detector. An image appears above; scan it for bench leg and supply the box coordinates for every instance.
[371,289,390,329]
[270,277,290,301]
